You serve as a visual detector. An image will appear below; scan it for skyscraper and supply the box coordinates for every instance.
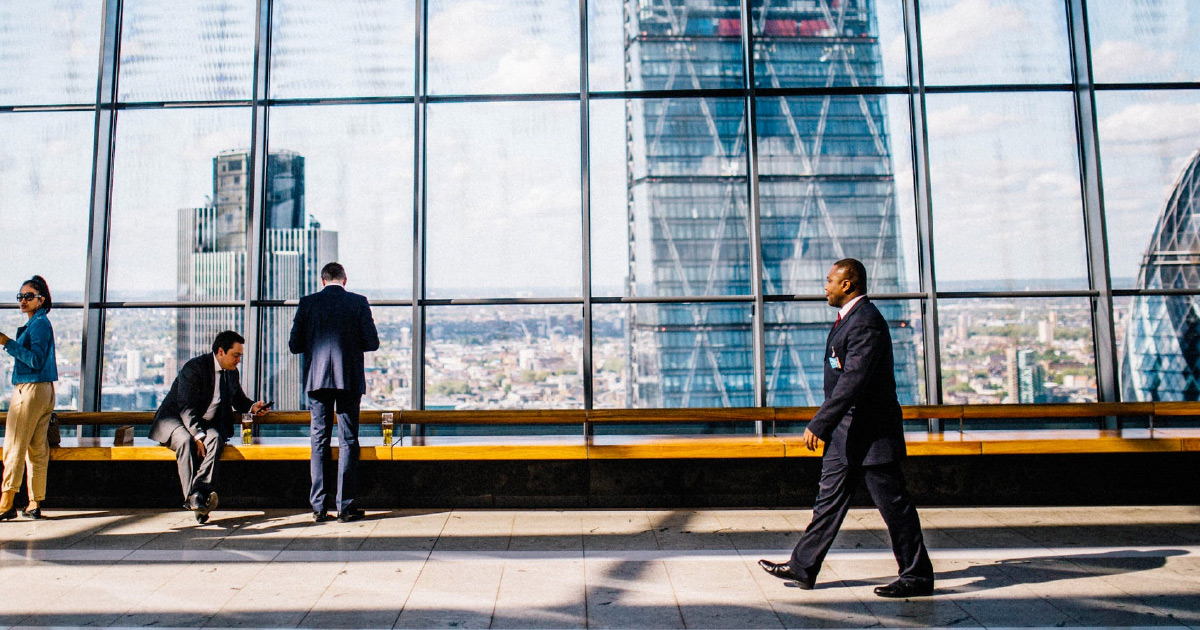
[1121,150,1200,401]
[625,0,916,408]
[178,149,337,409]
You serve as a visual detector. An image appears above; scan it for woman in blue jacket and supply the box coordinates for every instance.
[0,275,58,520]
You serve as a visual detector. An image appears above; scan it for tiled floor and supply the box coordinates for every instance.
[1,506,1198,629]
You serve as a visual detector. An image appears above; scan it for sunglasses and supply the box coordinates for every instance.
[16,293,43,302]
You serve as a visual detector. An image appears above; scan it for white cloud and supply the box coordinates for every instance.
[926,104,1020,137]
[920,0,1028,61]
[1092,40,1179,82]
[1098,101,1200,145]
[428,1,510,65]
[427,0,578,94]
[484,40,578,94]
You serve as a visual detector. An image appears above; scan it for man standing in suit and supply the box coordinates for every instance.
[289,262,379,523]
[151,331,270,524]
[759,258,934,598]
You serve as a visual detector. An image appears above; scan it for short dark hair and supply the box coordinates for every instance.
[21,275,52,313]
[321,262,346,282]
[833,258,868,295]
[212,330,245,355]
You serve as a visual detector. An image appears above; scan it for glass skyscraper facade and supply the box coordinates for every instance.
[3,0,1199,421]
[626,0,916,407]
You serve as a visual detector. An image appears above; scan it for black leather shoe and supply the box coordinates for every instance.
[758,559,814,589]
[186,492,205,512]
[21,508,46,520]
[202,491,219,515]
[0,507,16,522]
[874,579,934,598]
[336,508,364,523]
[313,511,330,523]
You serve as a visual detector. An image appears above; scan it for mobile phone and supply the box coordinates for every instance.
[261,401,275,410]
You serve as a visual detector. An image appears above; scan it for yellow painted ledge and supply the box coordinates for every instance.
[779,433,984,457]
[587,436,786,459]
[16,430,1198,462]
[964,430,1184,455]
[393,444,588,460]
[43,444,390,462]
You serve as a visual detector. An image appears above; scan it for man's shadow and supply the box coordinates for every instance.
[838,549,1187,594]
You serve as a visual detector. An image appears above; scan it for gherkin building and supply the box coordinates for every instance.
[1121,150,1200,401]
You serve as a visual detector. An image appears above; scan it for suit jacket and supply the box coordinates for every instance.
[150,353,253,443]
[288,284,380,395]
[806,298,906,466]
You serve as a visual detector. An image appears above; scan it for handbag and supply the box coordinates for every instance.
[47,412,61,448]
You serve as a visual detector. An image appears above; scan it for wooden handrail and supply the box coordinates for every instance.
[8,401,1190,427]
[958,402,1154,419]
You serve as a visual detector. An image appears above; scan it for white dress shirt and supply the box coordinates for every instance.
[837,295,866,322]
[195,355,223,439]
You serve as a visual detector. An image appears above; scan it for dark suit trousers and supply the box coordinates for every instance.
[308,389,361,513]
[164,424,223,501]
[789,456,933,585]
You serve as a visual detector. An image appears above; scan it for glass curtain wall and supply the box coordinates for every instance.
[3,0,1199,429]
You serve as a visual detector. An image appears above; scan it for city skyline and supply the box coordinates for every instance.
[0,0,1195,413]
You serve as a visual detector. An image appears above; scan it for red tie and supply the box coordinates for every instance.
[833,313,842,330]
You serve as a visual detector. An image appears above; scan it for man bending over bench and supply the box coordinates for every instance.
[150,330,270,523]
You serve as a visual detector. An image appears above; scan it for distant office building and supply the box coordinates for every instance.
[1015,349,1046,404]
[1037,319,1054,345]
[626,0,916,407]
[178,150,336,408]
[1121,150,1200,401]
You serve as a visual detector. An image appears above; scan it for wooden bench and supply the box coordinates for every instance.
[1,402,1196,461]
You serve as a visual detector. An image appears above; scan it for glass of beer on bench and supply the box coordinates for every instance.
[241,412,254,445]
[382,412,394,446]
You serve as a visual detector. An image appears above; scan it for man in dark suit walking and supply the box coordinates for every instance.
[151,330,269,523]
[289,262,379,523]
[759,258,934,598]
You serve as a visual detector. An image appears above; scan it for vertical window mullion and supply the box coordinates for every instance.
[81,0,123,415]
[905,0,943,422]
[1066,0,1118,411]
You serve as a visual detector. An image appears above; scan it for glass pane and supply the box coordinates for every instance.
[1096,90,1200,289]
[751,0,908,88]
[0,112,94,300]
[427,0,579,95]
[266,105,414,299]
[261,306,411,411]
[0,308,84,411]
[918,0,1071,85]
[765,299,923,407]
[270,0,415,99]
[1117,294,1200,402]
[758,94,919,295]
[426,101,581,298]
[589,0,744,93]
[101,307,243,410]
[1087,0,1200,83]
[425,305,583,409]
[926,92,1087,291]
[118,0,256,102]
[0,1,102,106]
[590,98,751,298]
[108,108,252,302]
[592,302,754,408]
[939,297,1097,404]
